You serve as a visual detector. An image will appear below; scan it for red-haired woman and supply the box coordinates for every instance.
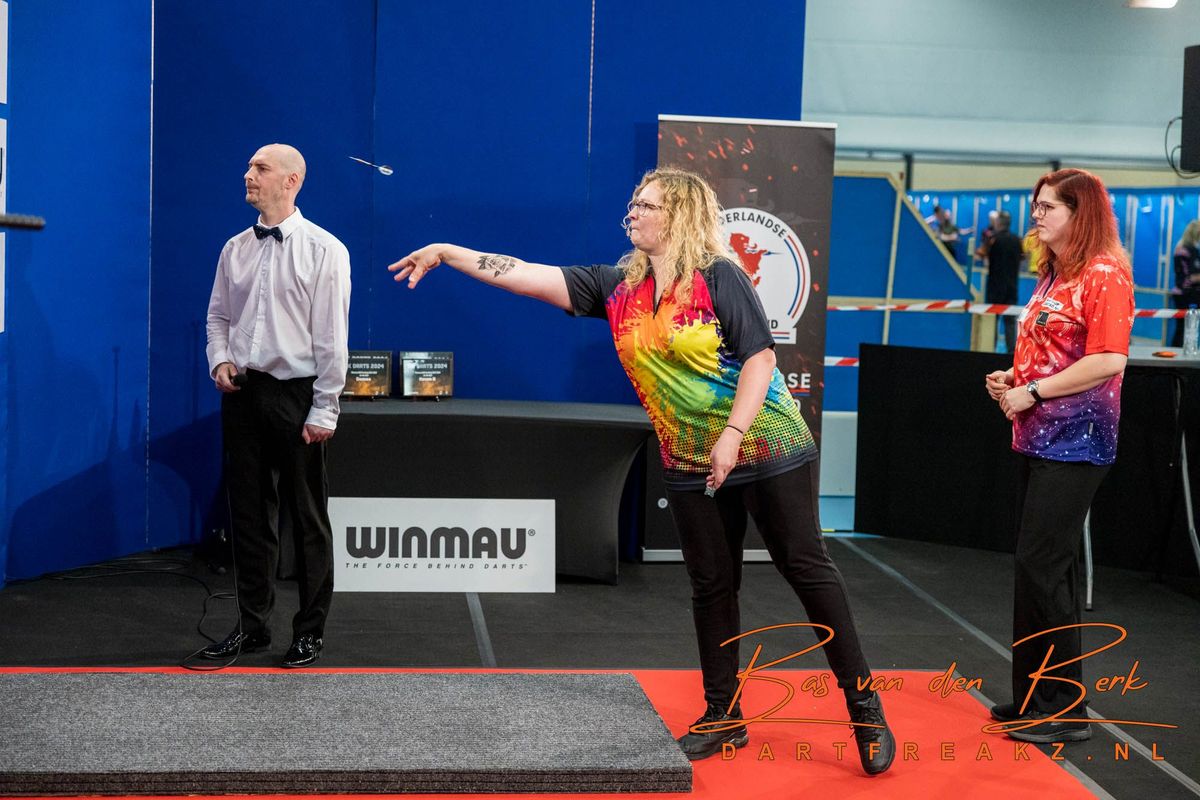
[984,169,1134,743]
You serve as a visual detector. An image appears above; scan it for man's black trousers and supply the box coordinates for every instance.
[221,369,333,640]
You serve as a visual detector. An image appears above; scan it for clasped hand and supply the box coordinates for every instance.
[986,370,1034,420]
[999,386,1035,420]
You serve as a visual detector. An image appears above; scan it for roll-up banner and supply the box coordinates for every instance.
[657,114,834,440]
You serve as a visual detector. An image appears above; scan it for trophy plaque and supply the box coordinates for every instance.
[343,350,392,397]
[400,351,454,398]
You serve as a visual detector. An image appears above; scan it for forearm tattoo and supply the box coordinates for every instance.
[477,253,517,278]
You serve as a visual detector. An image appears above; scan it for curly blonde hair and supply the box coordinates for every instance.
[617,168,742,301]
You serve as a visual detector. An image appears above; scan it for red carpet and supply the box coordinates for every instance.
[2,667,1094,798]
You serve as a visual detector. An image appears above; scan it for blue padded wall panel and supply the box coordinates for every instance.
[828,177,893,299]
[1018,274,1038,303]
[5,0,152,579]
[887,313,971,352]
[823,176,897,411]
[0,335,7,587]
[823,366,857,413]
[149,1,377,545]
[369,0,806,404]
[891,211,970,303]
[4,2,812,578]
[369,1,621,403]
[0,97,7,586]
[583,0,805,402]
[1129,193,1162,290]
[1176,193,1200,229]
[587,1,807,264]
[824,311,883,363]
[1132,290,1164,341]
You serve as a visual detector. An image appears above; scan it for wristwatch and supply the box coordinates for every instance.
[1026,380,1043,403]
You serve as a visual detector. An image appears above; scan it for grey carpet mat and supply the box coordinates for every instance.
[0,672,691,795]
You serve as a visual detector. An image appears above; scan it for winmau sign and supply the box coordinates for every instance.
[330,497,555,592]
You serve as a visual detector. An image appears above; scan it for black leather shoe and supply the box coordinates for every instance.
[676,703,749,761]
[1005,712,1091,743]
[200,628,270,659]
[847,692,895,775]
[281,634,323,668]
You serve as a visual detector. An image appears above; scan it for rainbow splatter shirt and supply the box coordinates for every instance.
[564,259,816,490]
[1012,256,1134,465]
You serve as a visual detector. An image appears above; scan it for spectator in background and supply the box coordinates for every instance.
[1172,219,1200,347]
[977,209,999,255]
[979,211,1025,353]
[935,207,973,262]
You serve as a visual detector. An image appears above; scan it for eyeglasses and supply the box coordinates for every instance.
[627,200,664,216]
[1031,200,1066,217]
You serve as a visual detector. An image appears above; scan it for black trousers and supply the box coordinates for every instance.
[666,460,872,708]
[1012,455,1109,714]
[221,369,333,639]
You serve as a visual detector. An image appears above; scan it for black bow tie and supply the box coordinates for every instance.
[254,224,283,242]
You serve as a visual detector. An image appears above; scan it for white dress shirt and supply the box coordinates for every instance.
[206,208,351,430]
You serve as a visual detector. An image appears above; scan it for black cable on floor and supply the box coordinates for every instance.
[5,548,245,668]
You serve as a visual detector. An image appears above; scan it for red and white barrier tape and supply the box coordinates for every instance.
[967,303,1023,317]
[828,300,968,312]
[824,357,859,367]
[829,300,1186,319]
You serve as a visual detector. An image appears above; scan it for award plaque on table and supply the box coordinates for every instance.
[400,351,454,398]
[342,350,393,398]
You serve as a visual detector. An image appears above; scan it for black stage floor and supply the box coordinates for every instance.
[1,534,1196,799]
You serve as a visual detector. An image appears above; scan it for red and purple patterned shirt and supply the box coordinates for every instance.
[1012,256,1134,465]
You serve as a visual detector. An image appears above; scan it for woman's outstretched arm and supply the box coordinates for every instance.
[389,243,572,311]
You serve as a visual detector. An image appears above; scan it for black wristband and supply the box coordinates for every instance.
[725,423,746,435]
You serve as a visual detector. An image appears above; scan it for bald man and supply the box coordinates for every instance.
[203,144,351,667]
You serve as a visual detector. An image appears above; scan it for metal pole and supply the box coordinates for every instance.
[1083,511,1094,611]
[882,183,902,345]
[1179,430,1200,575]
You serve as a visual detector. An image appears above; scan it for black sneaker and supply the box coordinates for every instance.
[847,692,895,775]
[676,703,749,761]
[1005,712,1091,743]
[990,701,1025,722]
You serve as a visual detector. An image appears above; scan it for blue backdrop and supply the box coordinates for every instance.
[3,1,152,581]
[369,1,807,405]
[16,3,1190,585]
[147,0,378,555]
[0,1,809,585]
